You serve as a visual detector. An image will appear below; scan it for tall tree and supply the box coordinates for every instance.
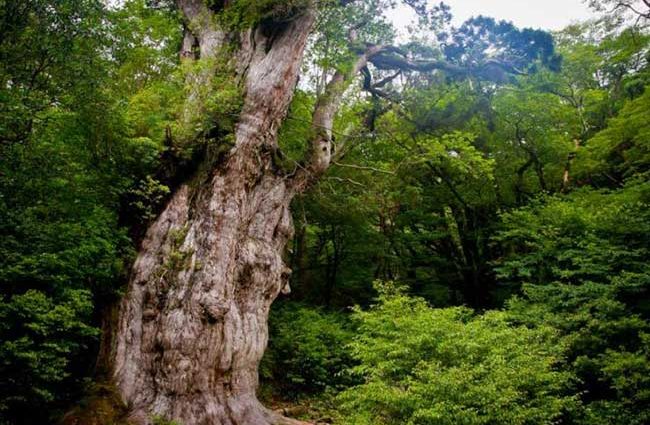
[105,1,555,423]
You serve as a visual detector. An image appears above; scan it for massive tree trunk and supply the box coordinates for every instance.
[81,2,541,421]
[110,4,318,424]
[107,1,406,421]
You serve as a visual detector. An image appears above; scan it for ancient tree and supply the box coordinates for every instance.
[106,1,554,423]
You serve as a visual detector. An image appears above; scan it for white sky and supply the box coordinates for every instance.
[390,0,596,31]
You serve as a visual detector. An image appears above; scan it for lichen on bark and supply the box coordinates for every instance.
[106,3,318,424]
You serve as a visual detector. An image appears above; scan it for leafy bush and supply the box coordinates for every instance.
[338,282,577,425]
[497,184,650,424]
[0,290,98,423]
[261,302,357,398]
[0,1,178,422]
[493,185,650,286]
[507,281,650,425]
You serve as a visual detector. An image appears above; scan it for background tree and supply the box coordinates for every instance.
[0,1,180,423]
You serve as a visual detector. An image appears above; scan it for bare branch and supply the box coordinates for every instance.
[369,52,466,75]
[292,44,385,190]
[361,66,398,100]
[326,176,366,187]
[613,0,650,17]
[373,70,402,88]
[332,161,395,174]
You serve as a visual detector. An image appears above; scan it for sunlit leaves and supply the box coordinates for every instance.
[338,282,577,425]
[578,87,650,183]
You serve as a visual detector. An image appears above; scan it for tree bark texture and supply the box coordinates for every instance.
[96,1,529,422]
[111,5,318,424]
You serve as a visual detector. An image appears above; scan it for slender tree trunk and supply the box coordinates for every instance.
[291,203,309,300]
[561,139,580,192]
[109,6,317,424]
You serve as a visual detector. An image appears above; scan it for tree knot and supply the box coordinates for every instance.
[200,298,230,322]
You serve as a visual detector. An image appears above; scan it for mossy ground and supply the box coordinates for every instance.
[61,383,132,425]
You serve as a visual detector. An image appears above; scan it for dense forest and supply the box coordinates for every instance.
[1,0,649,424]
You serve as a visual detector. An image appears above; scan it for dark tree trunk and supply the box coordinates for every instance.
[109,5,318,424]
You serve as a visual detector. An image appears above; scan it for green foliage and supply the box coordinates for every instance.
[338,282,577,425]
[507,280,650,425]
[261,302,357,398]
[278,90,316,164]
[494,185,650,284]
[1,1,650,424]
[413,132,495,181]
[150,52,243,167]
[497,183,650,424]
[579,86,650,183]
[0,98,132,425]
[443,16,560,74]
[0,1,180,423]
[0,290,98,420]
[216,0,312,30]
[127,175,172,223]
[0,0,107,146]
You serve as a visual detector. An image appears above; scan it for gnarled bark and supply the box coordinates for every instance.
[108,2,462,422]
[110,5,317,424]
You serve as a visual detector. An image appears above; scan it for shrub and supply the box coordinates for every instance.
[261,302,357,399]
[338,282,577,425]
